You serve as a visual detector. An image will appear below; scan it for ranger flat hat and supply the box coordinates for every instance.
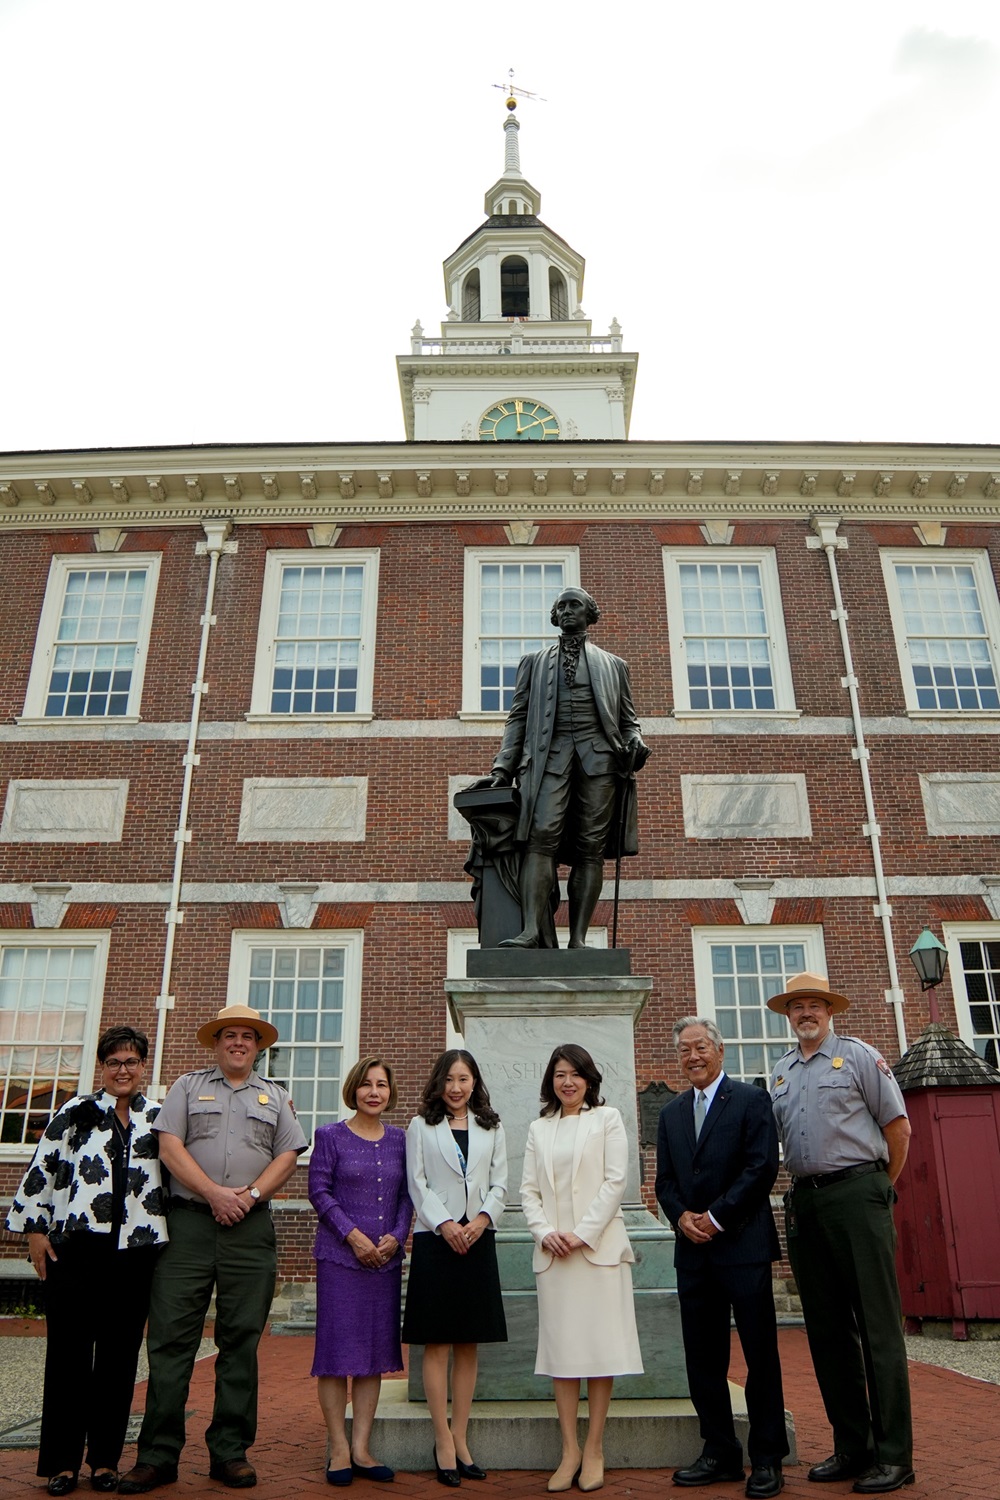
[196,1003,278,1050]
[766,971,850,1015]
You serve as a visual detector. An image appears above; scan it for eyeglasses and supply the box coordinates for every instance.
[103,1057,143,1072]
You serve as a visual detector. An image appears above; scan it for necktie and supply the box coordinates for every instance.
[694,1091,706,1141]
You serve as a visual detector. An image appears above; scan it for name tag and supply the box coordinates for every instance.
[198,1095,216,1101]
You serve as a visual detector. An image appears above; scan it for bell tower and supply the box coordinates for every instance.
[397,96,638,442]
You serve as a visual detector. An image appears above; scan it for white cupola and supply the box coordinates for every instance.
[397,97,637,443]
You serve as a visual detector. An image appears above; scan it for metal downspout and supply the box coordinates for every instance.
[150,518,232,1097]
[809,516,908,1054]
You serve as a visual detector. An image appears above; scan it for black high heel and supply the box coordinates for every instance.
[433,1447,461,1487]
[456,1457,487,1480]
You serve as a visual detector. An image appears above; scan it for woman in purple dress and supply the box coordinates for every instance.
[309,1055,413,1485]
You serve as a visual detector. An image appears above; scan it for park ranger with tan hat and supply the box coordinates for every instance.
[768,974,913,1496]
[120,1005,307,1494]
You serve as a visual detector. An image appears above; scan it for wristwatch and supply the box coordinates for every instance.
[247,1186,261,1202]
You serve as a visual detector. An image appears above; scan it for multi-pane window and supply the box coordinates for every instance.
[692,927,827,1084]
[230,932,363,1146]
[663,549,795,714]
[462,547,580,714]
[22,556,161,722]
[882,554,1000,713]
[250,550,379,717]
[0,937,107,1151]
[943,926,1000,1069]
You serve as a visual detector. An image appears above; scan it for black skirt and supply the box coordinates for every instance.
[402,1228,508,1345]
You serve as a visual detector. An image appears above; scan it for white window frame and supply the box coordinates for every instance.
[690,925,828,1083]
[662,547,797,716]
[445,927,608,1048]
[247,549,380,721]
[460,546,580,718]
[941,921,1000,1063]
[226,928,364,1152]
[0,930,110,1162]
[880,549,1000,717]
[20,553,162,725]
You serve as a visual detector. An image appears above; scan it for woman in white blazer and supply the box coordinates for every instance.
[402,1050,508,1485]
[521,1044,642,1495]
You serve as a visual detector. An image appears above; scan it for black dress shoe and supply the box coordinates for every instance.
[808,1453,872,1483]
[456,1459,487,1481]
[432,1448,461,1488]
[91,1474,120,1494]
[852,1465,915,1494]
[746,1465,783,1499]
[351,1461,395,1482]
[673,1455,745,1486]
[46,1478,77,1498]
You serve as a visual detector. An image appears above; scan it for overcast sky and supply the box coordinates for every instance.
[1,0,998,455]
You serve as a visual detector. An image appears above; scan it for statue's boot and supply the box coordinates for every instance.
[567,858,604,948]
[499,851,555,949]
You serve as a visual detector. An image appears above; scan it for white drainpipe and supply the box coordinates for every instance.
[808,516,908,1055]
[150,518,232,1097]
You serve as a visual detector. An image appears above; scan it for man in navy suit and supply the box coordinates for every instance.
[656,1017,787,1499]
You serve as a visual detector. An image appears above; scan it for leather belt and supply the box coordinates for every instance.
[793,1161,885,1191]
[169,1197,214,1214]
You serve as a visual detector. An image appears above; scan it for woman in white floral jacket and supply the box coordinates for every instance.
[6,1025,168,1497]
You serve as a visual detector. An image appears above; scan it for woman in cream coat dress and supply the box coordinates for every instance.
[403,1051,508,1484]
[521,1044,642,1495]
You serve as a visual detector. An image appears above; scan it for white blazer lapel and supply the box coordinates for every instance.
[540,1112,558,1194]
[435,1118,464,1177]
[571,1107,597,1183]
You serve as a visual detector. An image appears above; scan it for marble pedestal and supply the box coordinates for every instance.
[410,975,687,1402]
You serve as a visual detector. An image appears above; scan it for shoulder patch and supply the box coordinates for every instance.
[876,1056,894,1077]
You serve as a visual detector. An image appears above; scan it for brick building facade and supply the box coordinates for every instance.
[2,105,999,1300]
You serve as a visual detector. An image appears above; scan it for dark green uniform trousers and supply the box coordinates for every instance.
[137,1204,276,1467]
[787,1168,912,1467]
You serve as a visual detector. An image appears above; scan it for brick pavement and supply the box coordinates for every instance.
[1,1328,996,1498]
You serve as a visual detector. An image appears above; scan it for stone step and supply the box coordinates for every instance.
[348,1379,797,1471]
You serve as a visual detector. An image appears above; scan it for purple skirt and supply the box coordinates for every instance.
[311,1259,404,1378]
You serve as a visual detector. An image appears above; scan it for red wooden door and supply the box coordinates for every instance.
[936,1093,1000,1320]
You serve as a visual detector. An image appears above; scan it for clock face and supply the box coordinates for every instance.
[479,399,560,441]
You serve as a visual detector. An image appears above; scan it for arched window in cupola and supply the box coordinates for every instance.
[501,255,530,317]
[548,268,568,321]
[462,269,481,322]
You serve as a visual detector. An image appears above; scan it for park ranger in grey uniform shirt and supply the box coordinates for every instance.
[120,1004,307,1495]
[768,973,913,1497]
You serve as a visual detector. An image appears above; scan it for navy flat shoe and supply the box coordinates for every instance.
[327,1468,354,1486]
[351,1461,395,1482]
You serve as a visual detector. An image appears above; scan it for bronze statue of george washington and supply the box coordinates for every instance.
[489,587,650,949]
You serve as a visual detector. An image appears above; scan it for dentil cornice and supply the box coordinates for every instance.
[1,441,999,528]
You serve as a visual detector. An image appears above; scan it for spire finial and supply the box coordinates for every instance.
[491,70,546,178]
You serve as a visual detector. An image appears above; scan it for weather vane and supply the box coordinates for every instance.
[492,68,547,109]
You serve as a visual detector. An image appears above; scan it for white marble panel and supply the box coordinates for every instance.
[450,981,651,1206]
[237,777,368,842]
[920,773,1000,836]
[680,773,812,839]
[0,779,129,842]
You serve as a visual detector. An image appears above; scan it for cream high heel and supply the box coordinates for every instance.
[578,1456,605,1492]
[547,1455,582,1493]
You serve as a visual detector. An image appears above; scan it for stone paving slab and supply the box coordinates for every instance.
[0,1328,998,1497]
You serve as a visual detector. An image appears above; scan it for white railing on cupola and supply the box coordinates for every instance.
[410,328,624,357]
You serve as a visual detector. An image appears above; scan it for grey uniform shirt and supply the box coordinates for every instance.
[769,1031,907,1178]
[153,1064,307,1201]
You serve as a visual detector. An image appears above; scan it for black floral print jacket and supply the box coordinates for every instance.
[6,1090,169,1250]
